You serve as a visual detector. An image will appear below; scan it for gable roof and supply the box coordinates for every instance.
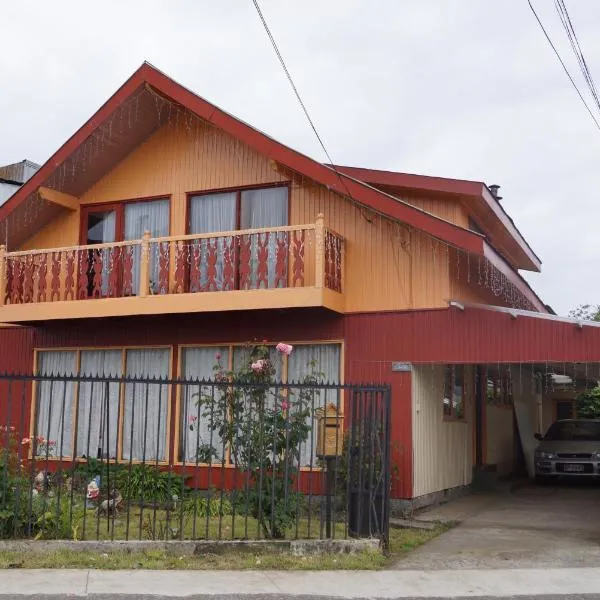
[0,62,486,256]
[329,165,541,272]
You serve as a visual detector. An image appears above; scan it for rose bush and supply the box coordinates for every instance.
[191,341,323,538]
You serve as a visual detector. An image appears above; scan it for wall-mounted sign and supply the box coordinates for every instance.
[391,362,412,372]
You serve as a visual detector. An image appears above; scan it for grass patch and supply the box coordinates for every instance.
[388,521,454,555]
[72,509,346,541]
[0,523,451,570]
[0,548,387,571]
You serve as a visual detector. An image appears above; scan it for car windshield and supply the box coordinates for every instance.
[544,421,600,441]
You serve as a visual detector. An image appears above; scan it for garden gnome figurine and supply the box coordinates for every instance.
[86,475,100,508]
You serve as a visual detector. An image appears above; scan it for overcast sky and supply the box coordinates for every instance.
[2,1,600,316]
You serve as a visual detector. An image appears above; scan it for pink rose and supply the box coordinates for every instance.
[276,343,293,356]
[281,400,289,411]
[215,353,221,361]
[251,359,265,372]
[188,415,198,424]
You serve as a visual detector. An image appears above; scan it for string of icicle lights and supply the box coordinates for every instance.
[7,85,535,311]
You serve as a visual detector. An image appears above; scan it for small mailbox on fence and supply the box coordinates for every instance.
[315,403,343,459]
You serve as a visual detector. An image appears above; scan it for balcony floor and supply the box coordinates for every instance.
[0,287,345,323]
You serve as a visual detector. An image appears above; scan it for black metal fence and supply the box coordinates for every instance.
[0,373,391,545]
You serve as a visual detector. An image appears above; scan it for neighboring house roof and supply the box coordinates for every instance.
[0,160,40,185]
[0,62,485,257]
[329,165,541,273]
[0,161,40,207]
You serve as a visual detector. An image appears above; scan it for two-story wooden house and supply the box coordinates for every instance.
[3,63,600,511]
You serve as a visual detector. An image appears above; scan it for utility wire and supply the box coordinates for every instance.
[554,0,600,113]
[527,0,600,131]
[250,0,356,198]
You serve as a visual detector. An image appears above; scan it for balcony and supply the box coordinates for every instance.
[0,215,344,322]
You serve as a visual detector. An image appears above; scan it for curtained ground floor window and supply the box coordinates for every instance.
[178,343,341,466]
[34,347,171,462]
[33,342,341,466]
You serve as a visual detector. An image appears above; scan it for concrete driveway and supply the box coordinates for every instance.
[393,482,600,569]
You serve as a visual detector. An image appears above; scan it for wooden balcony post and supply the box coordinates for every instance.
[315,213,325,289]
[0,245,6,307]
[139,230,151,297]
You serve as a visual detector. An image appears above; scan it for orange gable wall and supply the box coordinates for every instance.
[19,114,456,312]
[373,184,469,229]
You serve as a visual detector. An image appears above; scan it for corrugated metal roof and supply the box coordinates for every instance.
[0,160,40,184]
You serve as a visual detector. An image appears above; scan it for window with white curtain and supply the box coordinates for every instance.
[239,187,288,230]
[76,350,122,459]
[241,187,288,289]
[36,351,77,458]
[188,192,237,234]
[187,186,288,290]
[180,346,229,463]
[124,199,170,295]
[123,348,170,462]
[34,347,171,463]
[188,192,236,291]
[287,344,341,467]
[178,343,341,466]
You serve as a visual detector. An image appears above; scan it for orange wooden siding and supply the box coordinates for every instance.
[374,185,469,228]
[19,113,460,313]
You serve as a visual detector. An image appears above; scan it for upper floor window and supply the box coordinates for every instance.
[82,198,170,296]
[188,185,288,235]
[82,198,170,245]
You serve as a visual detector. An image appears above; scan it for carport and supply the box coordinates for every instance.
[389,303,600,501]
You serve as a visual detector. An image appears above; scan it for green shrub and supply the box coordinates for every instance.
[0,429,31,538]
[32,493,85,540]
[576,387,600,418]
[116,465,183,503]
[182,495,233,518]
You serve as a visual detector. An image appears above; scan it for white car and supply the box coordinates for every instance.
[534,419,600,483]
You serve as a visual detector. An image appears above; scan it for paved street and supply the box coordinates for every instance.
[2,568,600,599]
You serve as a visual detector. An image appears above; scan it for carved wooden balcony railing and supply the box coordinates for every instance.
[0,215,344,313]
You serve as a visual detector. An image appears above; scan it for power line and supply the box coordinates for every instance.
[250,0,356,197]
[526,0,600,131]
[554,0,600,113]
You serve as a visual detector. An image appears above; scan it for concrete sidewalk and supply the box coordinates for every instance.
[2,567,600,598]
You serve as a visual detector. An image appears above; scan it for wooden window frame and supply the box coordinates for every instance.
[31,345,173,464]
[486,365,513,408]
[79,195,172,245]
[174,340,344,467]
[443,364,467,422]
[185,182,291,235]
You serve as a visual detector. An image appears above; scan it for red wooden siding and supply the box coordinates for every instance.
[345,308,600,364]
[0,326,35,464]
[3,306,599,501]
[29,310,412,499]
